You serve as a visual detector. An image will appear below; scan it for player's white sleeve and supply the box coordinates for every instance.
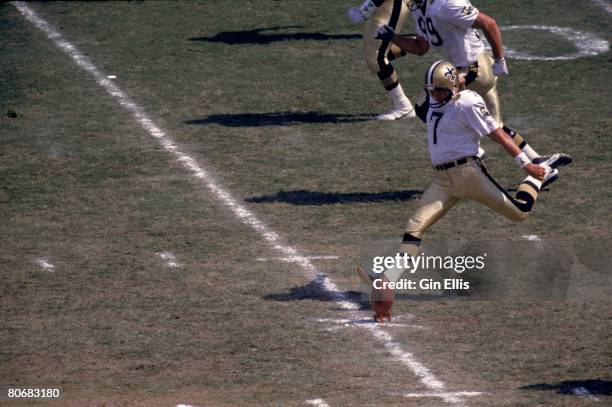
[439,0,479,30]
[460,92,498,138]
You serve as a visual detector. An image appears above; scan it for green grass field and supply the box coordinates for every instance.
[1,1,611,406]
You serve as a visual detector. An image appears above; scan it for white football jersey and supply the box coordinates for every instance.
[412,0,484,67]
[426,90,498,166]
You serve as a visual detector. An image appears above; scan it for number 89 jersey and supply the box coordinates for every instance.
[412,0,484,68]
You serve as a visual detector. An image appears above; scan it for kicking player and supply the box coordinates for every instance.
[347,0,416,120]
[357,60,570,319]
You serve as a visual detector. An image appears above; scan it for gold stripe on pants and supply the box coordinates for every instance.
[406,160,537,239]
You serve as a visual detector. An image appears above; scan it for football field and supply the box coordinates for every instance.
[1,1,611,406]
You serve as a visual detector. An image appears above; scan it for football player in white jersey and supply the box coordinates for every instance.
[400,59,566,256]
[357,60,568,316]
[375,0,572,168]
[347,0,416,120]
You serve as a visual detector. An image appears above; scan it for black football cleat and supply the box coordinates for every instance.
[541,168,559,189]
[533,153,573,168]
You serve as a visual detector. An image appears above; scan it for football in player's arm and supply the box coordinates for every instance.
[374,0,572,170]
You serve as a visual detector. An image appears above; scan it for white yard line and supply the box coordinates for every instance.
[306,399,330,407]
[14,3,474,404]
[521,235,542,241]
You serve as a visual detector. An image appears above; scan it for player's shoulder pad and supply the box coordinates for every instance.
[456,89,485,106]
[441,0,476,17]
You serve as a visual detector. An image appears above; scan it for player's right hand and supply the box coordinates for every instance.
[375,25,396,42]
[492,58,508,76]
[524,163,547,180]
[348,7,366,24]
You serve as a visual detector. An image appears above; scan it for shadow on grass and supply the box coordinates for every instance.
[185,111,372,127]
[264,275,453,308]
[520,379,612,397]
[264,274,362,304]
[188,26,361,45]
[246,189,422,205]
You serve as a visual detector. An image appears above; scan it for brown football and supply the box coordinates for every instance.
[370,275,394,322]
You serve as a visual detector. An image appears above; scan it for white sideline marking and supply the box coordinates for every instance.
[257,255,339,262]
[14,3,474,404]
[157,251,180,268]
[572,386,600,401]
[522,235,542,241]
[176,404,200,407]
[590,0,612,15]
[34,258,55,272]
[306,399,330,407]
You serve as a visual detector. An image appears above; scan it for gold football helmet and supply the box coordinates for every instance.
[424,60,461,107]
[424,60,460,93]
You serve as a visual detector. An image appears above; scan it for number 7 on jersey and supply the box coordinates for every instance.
[430,112,444,144]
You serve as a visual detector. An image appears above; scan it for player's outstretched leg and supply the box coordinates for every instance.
[469,159,558,222]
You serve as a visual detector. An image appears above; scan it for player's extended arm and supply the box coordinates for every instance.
[488,128,546,180]
[376,25,430,55]
[472,12,508,75]
[472,12,502,59]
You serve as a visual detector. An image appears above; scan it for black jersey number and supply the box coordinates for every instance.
[430,112,444,144]
[418,17,443,46]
